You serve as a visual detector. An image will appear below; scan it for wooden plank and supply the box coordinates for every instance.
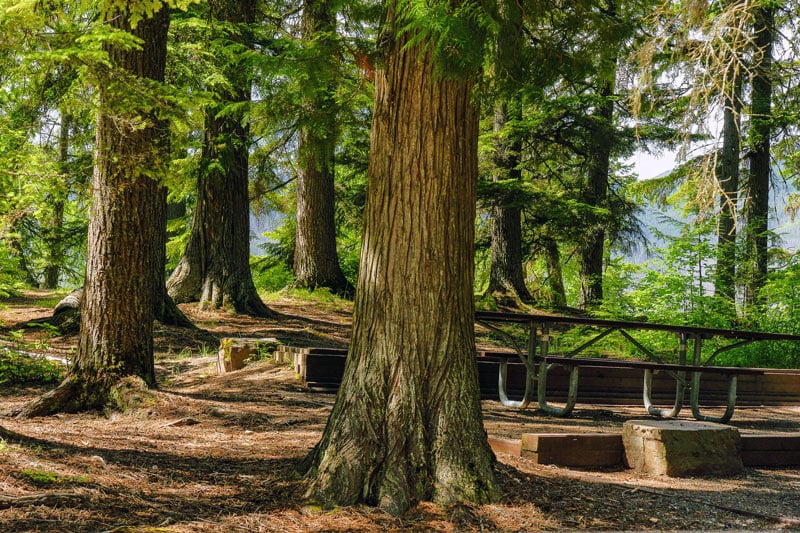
[284,344,800,405]
[304,354,346,382]
[741,434,800,451]
[488,437,521,457]
[741,450,800,466]
[521,433,623,467]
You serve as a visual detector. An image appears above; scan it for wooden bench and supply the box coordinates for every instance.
[479,350,764,423]
[475,310,798,424]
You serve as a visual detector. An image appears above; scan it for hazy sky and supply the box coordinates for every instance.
[629,151,676,181]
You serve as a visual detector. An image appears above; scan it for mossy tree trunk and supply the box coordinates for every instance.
[166,0,274,317]
[578,1,620,311]
[293,0,353,298]
[578,74,615,310]
[43,111,70,290]
[486,100,533,306]
[305,4,499,515]
[714,70,742,306]
[543,237,567,308]
[18,3,171,418]
[744,4,773,311]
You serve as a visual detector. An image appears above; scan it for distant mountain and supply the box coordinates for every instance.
[250,211,285,255]
[627,177,800,264]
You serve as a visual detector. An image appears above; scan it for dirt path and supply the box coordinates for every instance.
[1,294,800,531]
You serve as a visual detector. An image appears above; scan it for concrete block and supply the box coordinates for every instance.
[622,420,743,477]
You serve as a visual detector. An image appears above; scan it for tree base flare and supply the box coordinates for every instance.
[14,375,156,419]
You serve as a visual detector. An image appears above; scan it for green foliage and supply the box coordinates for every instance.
[729,255,800,368]
[0,347,64,386]
[396,0,493,78]
[0,245,24,297]
[251,256,294,293]
[596,210,800,368]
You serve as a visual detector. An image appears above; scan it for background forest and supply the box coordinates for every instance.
[2,0,800,370]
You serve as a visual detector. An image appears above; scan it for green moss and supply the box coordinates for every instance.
[20,468,90,486]
[106,376,157,414]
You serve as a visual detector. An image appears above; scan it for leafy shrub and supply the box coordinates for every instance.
[0,348,64,386]
[251,257,294,292]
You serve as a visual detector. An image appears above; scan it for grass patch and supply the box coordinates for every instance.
[264,288,352,312]
[28,290,71,309]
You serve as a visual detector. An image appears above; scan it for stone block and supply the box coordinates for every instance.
[622,420,743,477]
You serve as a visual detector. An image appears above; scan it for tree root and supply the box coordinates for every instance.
[232,293,281,319]
[156,293,197,329]
[13,379,85,418]
[0,490,90,509]
[14,375,158,419]
[16,288,198,335]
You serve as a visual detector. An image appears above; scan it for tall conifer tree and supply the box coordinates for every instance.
[167,0,275,316]
[293,0,353,297]
[18,0,172,416]
[305,0,498,514]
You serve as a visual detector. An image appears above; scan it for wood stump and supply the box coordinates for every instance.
[217,338,278,375]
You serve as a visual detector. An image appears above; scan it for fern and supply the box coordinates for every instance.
[395,0,495,79]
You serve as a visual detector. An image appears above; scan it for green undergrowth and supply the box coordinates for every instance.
[0,347,64,386]
[263,287,352,313]
[28,290,71,309]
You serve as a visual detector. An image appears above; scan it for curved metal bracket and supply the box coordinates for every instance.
[690,372,737,423]
[537,361,579,417]
[644,368,684,418]
[497,357,535,408]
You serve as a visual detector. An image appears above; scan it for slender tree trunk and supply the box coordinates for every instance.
[167,0,274,317]
[543,237,567,308]
[293,0,353,298]
[18,3,171,417]
[486,101,533,306]
[744,4,773,310]
[714,71,742,304]
[43,112,70,290]
[7,218,37,287]
[578,1,619,311]
[578,76,614,309]
[305,5,499,515]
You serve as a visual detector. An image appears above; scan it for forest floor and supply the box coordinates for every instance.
[2,291,800,532]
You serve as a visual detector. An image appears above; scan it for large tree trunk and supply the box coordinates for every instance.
[486,100,533,306]
[744,4,773,310]
[293,0,353,298]
[305,5,499,515]
[17,3,171,418]
[167,0,274,317]
[714,70,742,305]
